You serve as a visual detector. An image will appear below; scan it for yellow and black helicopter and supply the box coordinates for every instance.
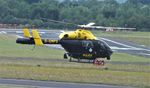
[16,22,113,65]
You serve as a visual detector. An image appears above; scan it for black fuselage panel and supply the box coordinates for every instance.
[60,39,113,60]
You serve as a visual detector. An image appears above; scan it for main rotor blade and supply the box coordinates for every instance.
[41,18,78,26]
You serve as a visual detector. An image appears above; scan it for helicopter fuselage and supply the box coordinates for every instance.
[16,28,113,61]
[60,39,113,60]
[16,38,113,60]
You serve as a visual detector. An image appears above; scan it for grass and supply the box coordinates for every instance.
[0,34,150,87]
[92,31,150,47]
[111,53,150,63]
[0,64,149,87]
[0,84,36,88]
[0,34,64,59]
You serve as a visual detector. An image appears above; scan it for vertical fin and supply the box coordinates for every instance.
[23,27,31,38]
[32,29,43,46]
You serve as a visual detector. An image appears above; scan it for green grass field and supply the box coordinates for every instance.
[0,84,36,88]
[93,31,150,47]
[0,34,64,59]
[0,34,150,87]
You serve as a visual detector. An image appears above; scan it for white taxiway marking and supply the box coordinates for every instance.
[16,35,24,38]
[101,37,150,52]
[101,38,136,48]
[110,46,150,51]
[140,53,150,56]
[45,44,63,49]
[16,31,45,34]
[38,32,45,34]
[16,31,23,33]
[0,31,7,34]
[110,46,136,50]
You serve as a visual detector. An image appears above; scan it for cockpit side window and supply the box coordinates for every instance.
[82,41,93,48]
[98,40,111,50]
[98,41,106,49]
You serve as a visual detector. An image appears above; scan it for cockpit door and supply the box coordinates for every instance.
[82,41,94,53]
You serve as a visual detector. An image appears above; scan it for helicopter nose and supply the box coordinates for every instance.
[106,48,113,60]
[109,48,113,55]
[105,45,113,56]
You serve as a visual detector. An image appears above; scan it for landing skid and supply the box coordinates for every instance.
[69,58,81,62]
[93,59,105,66]
[66,56,105,66]
[69,57,72,62]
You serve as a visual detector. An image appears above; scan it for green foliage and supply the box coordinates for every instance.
[0,0,149,31]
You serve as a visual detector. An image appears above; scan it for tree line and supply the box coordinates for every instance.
[0,0,149,31]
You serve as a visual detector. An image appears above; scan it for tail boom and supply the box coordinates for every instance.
[16,38,59,45]
[16,29,59,45]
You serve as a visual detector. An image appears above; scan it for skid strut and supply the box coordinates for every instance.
[93,59,105,66]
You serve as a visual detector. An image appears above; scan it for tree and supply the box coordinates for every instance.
[0,0,149,31]
[24,0,40,4]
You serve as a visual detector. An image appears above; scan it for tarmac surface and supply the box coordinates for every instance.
[0,78,135,88]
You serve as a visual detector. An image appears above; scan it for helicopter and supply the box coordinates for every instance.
[16,22,113,65]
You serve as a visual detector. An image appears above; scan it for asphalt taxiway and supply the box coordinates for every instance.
[0,79,135,88]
